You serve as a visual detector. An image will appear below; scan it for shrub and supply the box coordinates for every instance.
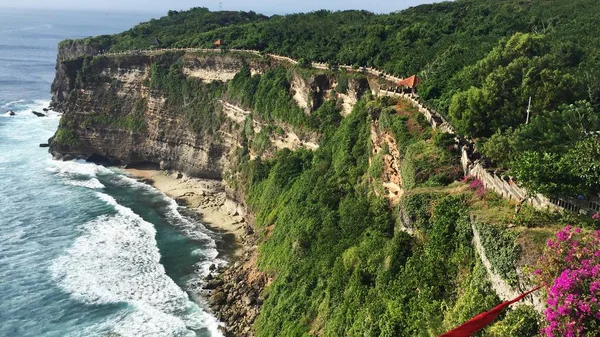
[54,128,79,147]
[336,72,349,94]
[488,305,540,337]
[535,226,600,337]
[474,222,521,286]
[369,152,384,180]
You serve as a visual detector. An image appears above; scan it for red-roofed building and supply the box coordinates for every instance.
[397,75,420,94]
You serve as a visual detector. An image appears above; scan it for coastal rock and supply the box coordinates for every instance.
[209,290,227,305]
[175,197,188,206]
[7,110,15,116]
[32,111,46,117]
[207,247,268,337]
[39,143,50,148]
[47,52,266,178]
[203,278,223,290]
[43,108,49,112]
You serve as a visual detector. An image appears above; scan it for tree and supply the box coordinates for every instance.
[510,151,579,196]
[480,129,516,168]
[563,136,600,193]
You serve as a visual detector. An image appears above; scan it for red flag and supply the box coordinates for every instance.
[438,286,542,337]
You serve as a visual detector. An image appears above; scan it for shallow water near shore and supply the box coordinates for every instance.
[0,9,225,337]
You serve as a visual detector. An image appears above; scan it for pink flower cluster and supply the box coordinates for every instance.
[463,176,486,198]
[536,226,600,337]
[592,213,600,221]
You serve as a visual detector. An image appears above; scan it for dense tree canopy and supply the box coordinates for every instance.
[73,0,600,196]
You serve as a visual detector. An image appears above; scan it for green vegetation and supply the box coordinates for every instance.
[53,128,79,147]
[401,140,460,189]
[74,0,600,198]
[481,101,600,196]
[64,8,267,52]
[234,100,519,336]
[81,114,147,132]
[228,66,308,128]
[149,54,226,136]
[488,306,540,337]
[227,65,341,131]
[447,32,583,138]
[442,260,500,333]
[473,222,521,286]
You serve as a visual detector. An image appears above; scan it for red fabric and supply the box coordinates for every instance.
[438,286,542,337]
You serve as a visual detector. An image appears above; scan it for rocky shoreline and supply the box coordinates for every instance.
[206,249,269,337]
[125,168,267,337]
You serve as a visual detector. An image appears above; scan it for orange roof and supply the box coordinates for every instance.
[214,39,224,45]
[397,75,419,88]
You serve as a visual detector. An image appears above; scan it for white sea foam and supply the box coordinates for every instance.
[48,159,112,177]
[1,99,60,119]
[48,162,225,334]
[22,99,51,113]
[66,178,105,189]
[0,99,27,109]
[48,160,112,190]
[50,192,224,337]
[111,172,227,277]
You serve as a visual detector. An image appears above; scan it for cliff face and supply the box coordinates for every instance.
[51,40,101,104]
[50,50,264,178]
[51,55,222,178]
[49,47,371,179]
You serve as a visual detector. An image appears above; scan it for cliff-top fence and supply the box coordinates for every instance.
[62,47,404,85]
[64,47,600,215]
[380,89,600,216]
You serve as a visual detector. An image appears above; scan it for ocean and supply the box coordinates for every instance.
[0,8,225,337]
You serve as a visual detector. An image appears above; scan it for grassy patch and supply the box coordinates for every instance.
[54,128,79,147]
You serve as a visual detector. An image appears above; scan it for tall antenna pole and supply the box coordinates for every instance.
[526,96,532,124]
[219,1,223,11]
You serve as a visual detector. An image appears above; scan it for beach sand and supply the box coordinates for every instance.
[125,168,250,259]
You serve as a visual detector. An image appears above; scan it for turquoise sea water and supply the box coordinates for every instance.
[0,9,224,337]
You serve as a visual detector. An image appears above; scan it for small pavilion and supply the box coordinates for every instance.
[397,75,420,94]
[213,39,225,48]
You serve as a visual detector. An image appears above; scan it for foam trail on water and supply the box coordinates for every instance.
[1,99,59,118]
[50,192,224,337]
[1,24,52,33]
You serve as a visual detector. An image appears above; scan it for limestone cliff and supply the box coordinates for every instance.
[52,54,225,178]
[48,47,354,179]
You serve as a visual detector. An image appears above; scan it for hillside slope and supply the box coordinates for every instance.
[48,1,600,336]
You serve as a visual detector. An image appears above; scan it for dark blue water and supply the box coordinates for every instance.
[0,9,225,337]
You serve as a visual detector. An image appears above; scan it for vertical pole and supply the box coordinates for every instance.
[526,96,531,124]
